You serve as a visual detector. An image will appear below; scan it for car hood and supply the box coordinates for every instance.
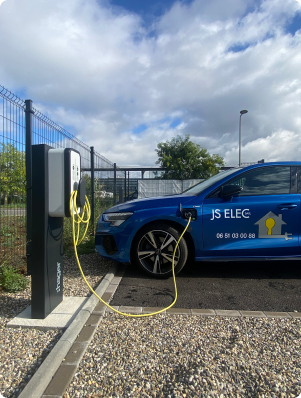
[104,194,196,213]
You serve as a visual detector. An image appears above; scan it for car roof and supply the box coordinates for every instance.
[232,162,301,171]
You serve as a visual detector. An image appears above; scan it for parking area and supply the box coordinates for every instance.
[110,260,301,312]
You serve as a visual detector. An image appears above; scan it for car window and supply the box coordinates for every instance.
[183,168,241,195]
[291,166,298,193]
[296,167,301,193]
[224,166,291,196]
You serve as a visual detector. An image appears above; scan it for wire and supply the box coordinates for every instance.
[70,190,191,317]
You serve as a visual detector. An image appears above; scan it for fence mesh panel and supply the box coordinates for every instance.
[0,85,114,267]
[0,87,26,266]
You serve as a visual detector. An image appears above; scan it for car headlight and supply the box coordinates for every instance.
[103,212,133,226]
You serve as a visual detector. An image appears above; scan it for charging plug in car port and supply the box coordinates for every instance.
[181,208,197,221]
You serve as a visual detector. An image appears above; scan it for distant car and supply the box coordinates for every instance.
[98,191,113,198]
[95,162,301,278]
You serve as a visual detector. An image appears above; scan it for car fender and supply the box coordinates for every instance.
[123,208,198,261]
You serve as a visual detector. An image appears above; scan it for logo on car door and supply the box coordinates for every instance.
[254,212,292,240]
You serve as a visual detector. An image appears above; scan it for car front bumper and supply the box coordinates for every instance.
[95,223,134,263]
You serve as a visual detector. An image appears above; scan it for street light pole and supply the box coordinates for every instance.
[239,110,248,166]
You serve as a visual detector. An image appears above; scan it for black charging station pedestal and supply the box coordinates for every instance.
[31,144,64,319]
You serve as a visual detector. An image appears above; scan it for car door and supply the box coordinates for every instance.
[202,165,300,259]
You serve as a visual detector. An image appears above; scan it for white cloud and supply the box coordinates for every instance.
[0,0,301,166]
[224,130,301,165]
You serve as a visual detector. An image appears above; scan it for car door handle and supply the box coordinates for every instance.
[277,203,298,210]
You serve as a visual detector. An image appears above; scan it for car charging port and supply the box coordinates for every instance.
[181,208,197,221]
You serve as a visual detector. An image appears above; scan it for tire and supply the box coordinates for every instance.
[131,223,188,278]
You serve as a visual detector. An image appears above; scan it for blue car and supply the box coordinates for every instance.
[95,162,301,278]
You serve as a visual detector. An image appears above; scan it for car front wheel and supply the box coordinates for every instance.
[131,223,188,278]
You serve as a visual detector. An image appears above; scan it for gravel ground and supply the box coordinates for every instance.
[66,314,301,398]
[0,252,114,398]
[2,254,301,398]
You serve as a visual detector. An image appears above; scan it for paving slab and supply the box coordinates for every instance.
[63,342,88,365]
[105,283,119,294]
[101,292,113,302]
[6,296,87,330]
[215,309,241,317]
[42,395,61,398]
[43,364,77,396]
[166,308,191,315]
[143,307,166,314]
[86,314,103,326]
[111,276,123,284]
[264,311,292,318]
[191,309,216,316]
[240,310,267,318]
[118,305,143,314]
[105,305,120,313]
[92,302,106,314]
[288,311,301,318]
[76,325,97,342]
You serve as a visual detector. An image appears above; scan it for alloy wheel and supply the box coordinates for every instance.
[137,229,180,275]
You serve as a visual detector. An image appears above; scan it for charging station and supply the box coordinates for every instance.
[31,144,82,319]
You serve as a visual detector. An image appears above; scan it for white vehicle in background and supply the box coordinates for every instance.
[97,190,113,198]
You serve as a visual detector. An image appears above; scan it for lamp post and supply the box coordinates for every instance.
[239,110,248,166]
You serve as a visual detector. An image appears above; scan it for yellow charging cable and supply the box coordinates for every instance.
[70,190,191,317]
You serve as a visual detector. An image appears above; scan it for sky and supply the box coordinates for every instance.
[0,0,301,167]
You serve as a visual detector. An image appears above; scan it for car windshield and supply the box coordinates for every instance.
[183,168,241,195]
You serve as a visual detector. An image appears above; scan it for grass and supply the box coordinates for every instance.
[0,215,27,272]
[0,203,26,209]
[0,265,28,292]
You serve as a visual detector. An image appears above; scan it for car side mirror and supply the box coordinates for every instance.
[219,185,243,198]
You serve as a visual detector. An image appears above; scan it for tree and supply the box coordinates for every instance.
[0,143,26,204]
[155,134,224,180]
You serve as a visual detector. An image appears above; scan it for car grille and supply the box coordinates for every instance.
[102,235,118,255]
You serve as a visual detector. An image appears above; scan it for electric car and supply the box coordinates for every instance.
[95,162,301,278]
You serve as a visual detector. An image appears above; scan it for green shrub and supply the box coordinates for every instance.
[0,265,28,292]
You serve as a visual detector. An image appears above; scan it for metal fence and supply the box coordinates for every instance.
[0,87,27,268]
[0,85,115,268]
[0,84,206,270]
[93,178,204,201]
[138,179,203,198]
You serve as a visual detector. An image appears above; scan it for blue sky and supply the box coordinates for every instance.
[0,0,301,166]
[110,0,186,18]
[285,7,301,34]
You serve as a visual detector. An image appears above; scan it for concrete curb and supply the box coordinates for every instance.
[103,306,301,318]
[18,263,118,398]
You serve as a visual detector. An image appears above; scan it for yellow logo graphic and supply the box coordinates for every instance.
[254,212,292,240]
[265,217,275,235]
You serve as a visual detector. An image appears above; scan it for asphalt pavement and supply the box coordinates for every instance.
[110,260,301,312]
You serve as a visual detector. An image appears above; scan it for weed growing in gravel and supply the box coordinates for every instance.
[0,265,28,292]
